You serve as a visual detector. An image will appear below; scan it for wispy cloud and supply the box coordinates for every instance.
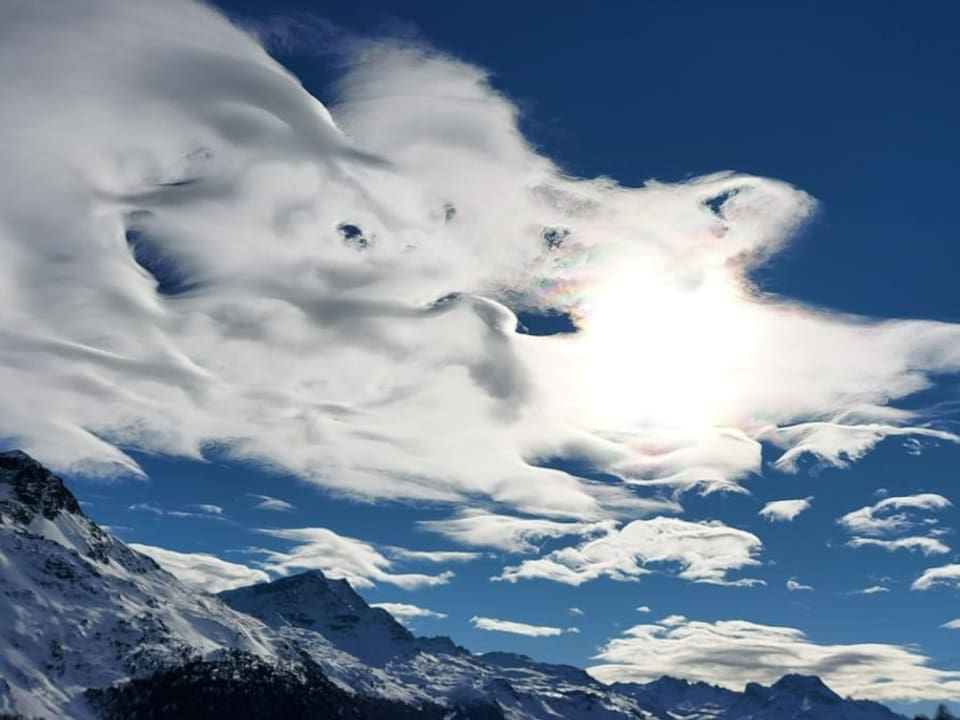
[589,616,960,702]
[852,585,890,595]
[129,543,268,592]
[786,578,814,592]
[247,494,295,512]
[912,564,960,591]
[256,526,455,590]
[0,0,957,524]
[370,602,446,622]
[470,616,575,637]
[839,494,952,556]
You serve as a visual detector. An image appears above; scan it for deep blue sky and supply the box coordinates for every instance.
[52,1,960,714]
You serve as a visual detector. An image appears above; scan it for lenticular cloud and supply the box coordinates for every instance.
[1,0,959,519]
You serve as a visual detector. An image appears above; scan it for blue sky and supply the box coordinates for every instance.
[2,0,960,715]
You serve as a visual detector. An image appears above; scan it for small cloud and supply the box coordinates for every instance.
[569,607,584,616]
[470,616,571,637]
[912,563,960,591]
[943,619,960,630]
[787,578,814,592]
[247,494,294,512]
[759,497,813,522]
[370,602,446,622]
[847,536,950,556]
[636,605,651,613]
[187,503,223,515]
[852,585,890,595]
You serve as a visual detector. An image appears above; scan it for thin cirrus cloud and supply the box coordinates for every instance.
[588,617,960,702]
[470,616,576,638]
[0,0,958,529]
[129,543,269,593]
[248,494,295,512]
[786,578,814,592]
[254,526,457,590]
[370,602,446,621]
[852,585,890,595]
[495,517,763,587]
[759,497,813,522]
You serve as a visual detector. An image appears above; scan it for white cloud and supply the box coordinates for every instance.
[187,503,223,515]
[759,497,813,522]
[384,547,481,563]
[912,564,960,591]
[569,607,584,616]
[370,602,446,621]
[588,616,960,702]
[848,536,950,555]
[248,494,294,512]
[636,605,651,613]
[129,502,225,520]
[838,494,952,537]
[470,616,572,637]
[853,585,890,595]
[0,0,957,523]
[944,619,960,630]
[418,510,618,553]
[786,578,814,592]
[496,517,763,587]
[256,526,455,590]
[129,543,269,593]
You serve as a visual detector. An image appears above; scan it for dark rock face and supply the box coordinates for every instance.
[0,450,82,522]
[85,651,504,720]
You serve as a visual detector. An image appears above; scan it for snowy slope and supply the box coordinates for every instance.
[0,450,908,720]
[0,450,288,719]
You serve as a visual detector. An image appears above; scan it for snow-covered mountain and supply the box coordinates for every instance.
[0,450,907,719]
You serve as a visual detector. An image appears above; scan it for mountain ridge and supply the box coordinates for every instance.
[0,450,908,720]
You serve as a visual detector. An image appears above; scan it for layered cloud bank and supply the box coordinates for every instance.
[589,617,960,702]
[2,0,959,522]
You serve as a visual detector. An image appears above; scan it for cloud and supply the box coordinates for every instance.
[0,0,958,524]
[588,616,960,702]
[496,517,763,587]
[848,536,950,555]
[636,605,651,613]
[418,510,618,553]
[370,602,446,621]
[853,585,890,595]
[912,564,960,591]
[470,616,573,637]
[569,607,584,616]
[248,494,294,512]
[786,578,814,592]
[383,547,481,563]
[255,526,455,590]
[759,497,813,522]
[128,502,225,520]
[188,503,223,515]
[129,543,269,592]
[838,494,952,537]
[944,619,960,630]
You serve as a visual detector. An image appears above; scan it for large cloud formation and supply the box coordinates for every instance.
[2,0,960,524]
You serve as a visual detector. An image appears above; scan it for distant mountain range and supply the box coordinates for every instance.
[0,450,907,719]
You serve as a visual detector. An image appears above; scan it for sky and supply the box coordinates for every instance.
[1,0,959,715]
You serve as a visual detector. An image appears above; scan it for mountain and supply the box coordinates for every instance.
[0,450,907,719]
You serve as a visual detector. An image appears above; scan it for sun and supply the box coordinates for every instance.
[574,268,760,433]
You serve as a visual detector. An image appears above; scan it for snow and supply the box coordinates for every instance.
[0,451,907,720]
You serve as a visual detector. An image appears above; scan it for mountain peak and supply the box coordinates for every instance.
[771,673,841,699]
[0,449,82,523]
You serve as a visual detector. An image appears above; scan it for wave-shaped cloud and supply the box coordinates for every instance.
[2,0,959,524]
[589,617,960,702]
